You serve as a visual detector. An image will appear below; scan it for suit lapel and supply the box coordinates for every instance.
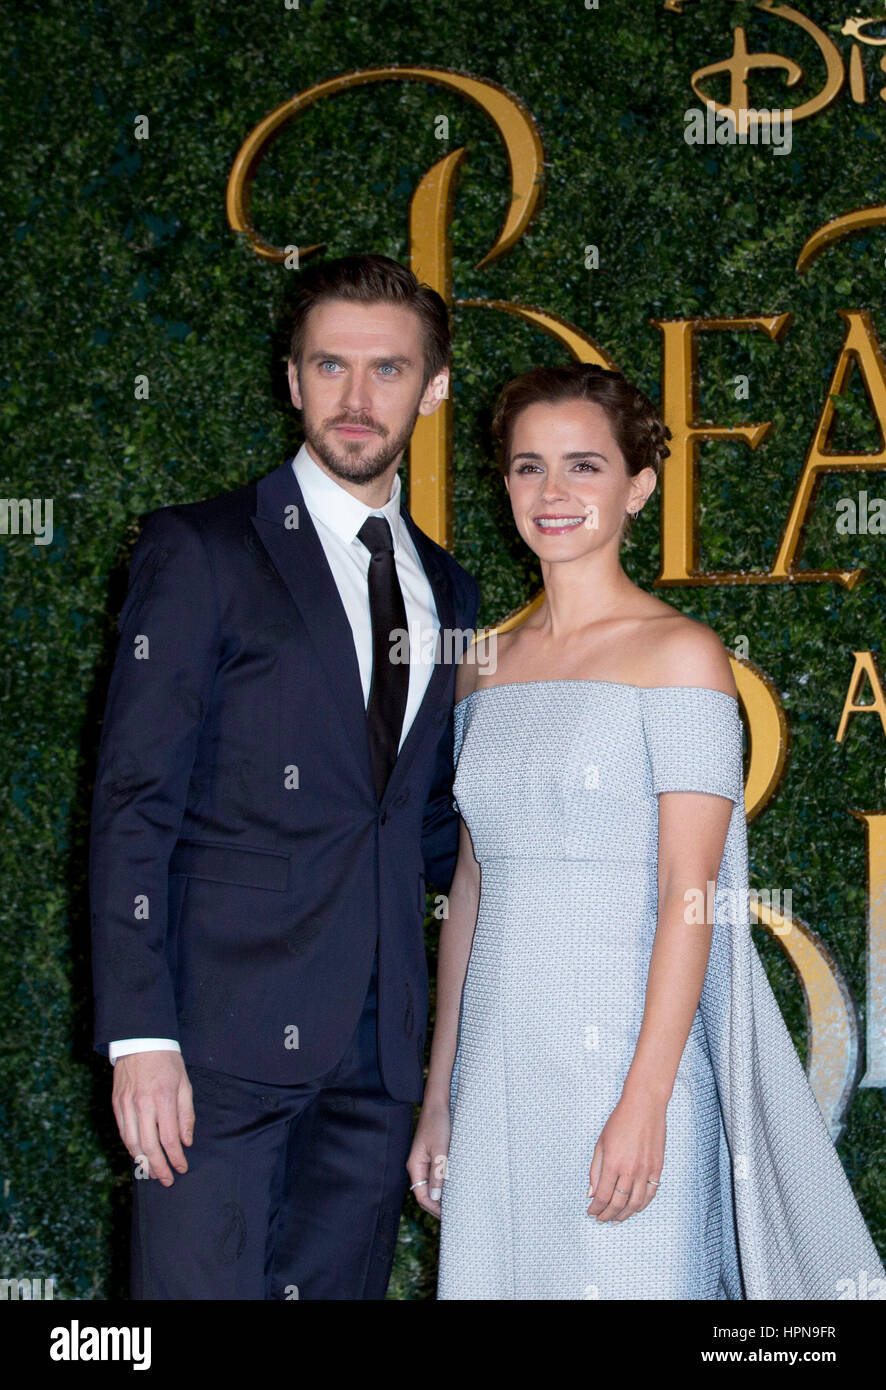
[251,460,374,789]
[250,459,459,805]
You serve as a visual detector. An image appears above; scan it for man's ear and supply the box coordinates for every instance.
[288,359,303,410]
[418,367,449,417]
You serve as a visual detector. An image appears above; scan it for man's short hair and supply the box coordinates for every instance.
[289,254,450,388]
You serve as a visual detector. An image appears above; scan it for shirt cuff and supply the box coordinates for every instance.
[108,1038,181,1065]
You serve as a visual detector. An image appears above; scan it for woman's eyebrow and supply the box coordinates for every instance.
[510,450,609,462]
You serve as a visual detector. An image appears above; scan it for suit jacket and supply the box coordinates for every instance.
[89,457,480,1102]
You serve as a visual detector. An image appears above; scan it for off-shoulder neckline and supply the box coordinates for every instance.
[453,678,740,712]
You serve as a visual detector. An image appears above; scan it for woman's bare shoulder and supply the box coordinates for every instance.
[454,622,513,704]
[646,614,738,698]
[456,623,524,702]
[454,651,479,704]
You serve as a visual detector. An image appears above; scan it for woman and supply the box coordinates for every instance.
[406,363,885,1300]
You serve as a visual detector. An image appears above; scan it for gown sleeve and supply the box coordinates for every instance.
[639,684,745,805]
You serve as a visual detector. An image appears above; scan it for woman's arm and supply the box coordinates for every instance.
[586,790,733,1224]
[422,814,482,1113]
[623,790,733,1109]
[630,621,738,1104]
[587,619,739,1222]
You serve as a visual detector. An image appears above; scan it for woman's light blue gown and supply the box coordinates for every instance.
[436,681,885,1300]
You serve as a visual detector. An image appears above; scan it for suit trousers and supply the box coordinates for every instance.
[130,946,416,1299]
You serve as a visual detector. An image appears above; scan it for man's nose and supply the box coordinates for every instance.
[338,370,373,414]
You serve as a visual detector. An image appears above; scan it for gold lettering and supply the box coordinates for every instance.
[771,312,886,585]
[836,650,886,743]
[735,656,789,820]
[689,4,844,126]
[797,206,886,273]
[226,65,543,266]
[652,314,792,586]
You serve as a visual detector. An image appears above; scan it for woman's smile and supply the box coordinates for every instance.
[532,514,588,534]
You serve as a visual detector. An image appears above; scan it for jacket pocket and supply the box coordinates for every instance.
[168,838,290,891]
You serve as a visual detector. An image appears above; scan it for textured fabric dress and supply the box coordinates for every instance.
[436,680,885,1300]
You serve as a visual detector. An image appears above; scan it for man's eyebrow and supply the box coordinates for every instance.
[305,350,417,367]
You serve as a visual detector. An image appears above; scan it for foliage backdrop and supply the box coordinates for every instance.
[1,0,884,1297]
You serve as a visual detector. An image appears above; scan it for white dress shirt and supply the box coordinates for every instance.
[109,443,439,1062]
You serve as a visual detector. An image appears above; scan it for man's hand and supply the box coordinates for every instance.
[112,1052,195,1186]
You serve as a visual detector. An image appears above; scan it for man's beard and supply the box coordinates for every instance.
[305,406,421,485]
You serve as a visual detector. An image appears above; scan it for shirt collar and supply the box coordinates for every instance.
[292,442,403,548]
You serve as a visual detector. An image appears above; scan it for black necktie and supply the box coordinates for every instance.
[357,515,410,801]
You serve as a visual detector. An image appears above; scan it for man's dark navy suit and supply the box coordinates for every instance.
[90,456,480,1298]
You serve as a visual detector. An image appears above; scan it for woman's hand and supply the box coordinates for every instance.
[586,1087,667,1223]
[406,1103,451,1219]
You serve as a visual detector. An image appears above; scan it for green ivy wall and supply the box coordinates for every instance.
[1,0,884,1297]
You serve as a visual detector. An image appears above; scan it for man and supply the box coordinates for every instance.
[90,254,481,1299]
